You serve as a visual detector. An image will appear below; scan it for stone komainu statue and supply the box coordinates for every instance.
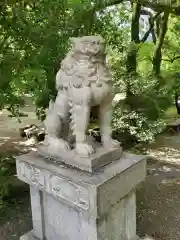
[43,35,120,156]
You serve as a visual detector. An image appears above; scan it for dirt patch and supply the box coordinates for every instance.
[0,108,40,139]
[0,195,32,240]
[0,106,37,240]
[137,159,180,239]
[134,134,180,239]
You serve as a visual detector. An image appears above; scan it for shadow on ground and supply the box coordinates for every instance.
[0,136,35,240]
[136,133,180,240]
[0,195,32,240]
[0,106,38,240]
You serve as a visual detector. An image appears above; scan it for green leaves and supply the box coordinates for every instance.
[0,0,130,118]
[0,0,178,143]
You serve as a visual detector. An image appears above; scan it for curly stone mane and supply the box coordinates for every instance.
[56,36,112,90]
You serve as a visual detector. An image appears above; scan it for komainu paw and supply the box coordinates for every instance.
[76,143,95,156]
[103,138,120,149]
[48,138,70,152]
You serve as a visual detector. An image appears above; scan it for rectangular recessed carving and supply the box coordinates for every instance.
[17,161,44,188]
[50,175,89,210]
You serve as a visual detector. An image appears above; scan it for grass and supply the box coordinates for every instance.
[164,106,180,121]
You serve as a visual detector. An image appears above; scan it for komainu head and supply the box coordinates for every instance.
[56,35,109,90]
[70,35,106,56]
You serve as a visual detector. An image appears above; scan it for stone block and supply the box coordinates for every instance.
[37,142,123,172]
[20,231,35,240]
[16,151,147,240]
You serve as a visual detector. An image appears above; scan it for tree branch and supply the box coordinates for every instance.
[141,11,161,43]
[152,10,170,75]
[140,9,153,17]
[131,2,141,43]
[162,55,180,63]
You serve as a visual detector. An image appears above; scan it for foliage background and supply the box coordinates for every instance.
[1,1,180,143]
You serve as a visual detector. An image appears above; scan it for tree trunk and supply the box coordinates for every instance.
[152,10,169,76]
[126,2,141,74]
[125,2,141,101]
[175,93,180,114]
[156,15,161,37]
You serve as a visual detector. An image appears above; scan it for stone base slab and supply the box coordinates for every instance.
[37,143,123,172]
[20,231,142,240]
[20,231,35,240]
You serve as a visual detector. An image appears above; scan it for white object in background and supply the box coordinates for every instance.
[112,92,126,107]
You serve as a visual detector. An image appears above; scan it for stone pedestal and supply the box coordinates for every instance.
[16,151,146,240]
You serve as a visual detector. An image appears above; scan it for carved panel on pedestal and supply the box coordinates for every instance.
[50,175,89,210]
[17,161,44,188]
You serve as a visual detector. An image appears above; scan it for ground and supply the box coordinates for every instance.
[134,133,180,240]
[1,105,180,239]
[0,102,40,240]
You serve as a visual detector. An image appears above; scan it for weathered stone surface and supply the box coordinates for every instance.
[38,142,123,172]
[30,186,45,238]
[20,231,35,240]
[16,151,147,240]
[40,35,121,158]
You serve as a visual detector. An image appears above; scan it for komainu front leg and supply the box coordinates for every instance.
[74,104,95,156]
[44,115,70,152]
[43,90,70,152]
[100,97,120,149]
[70,87,95,156]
